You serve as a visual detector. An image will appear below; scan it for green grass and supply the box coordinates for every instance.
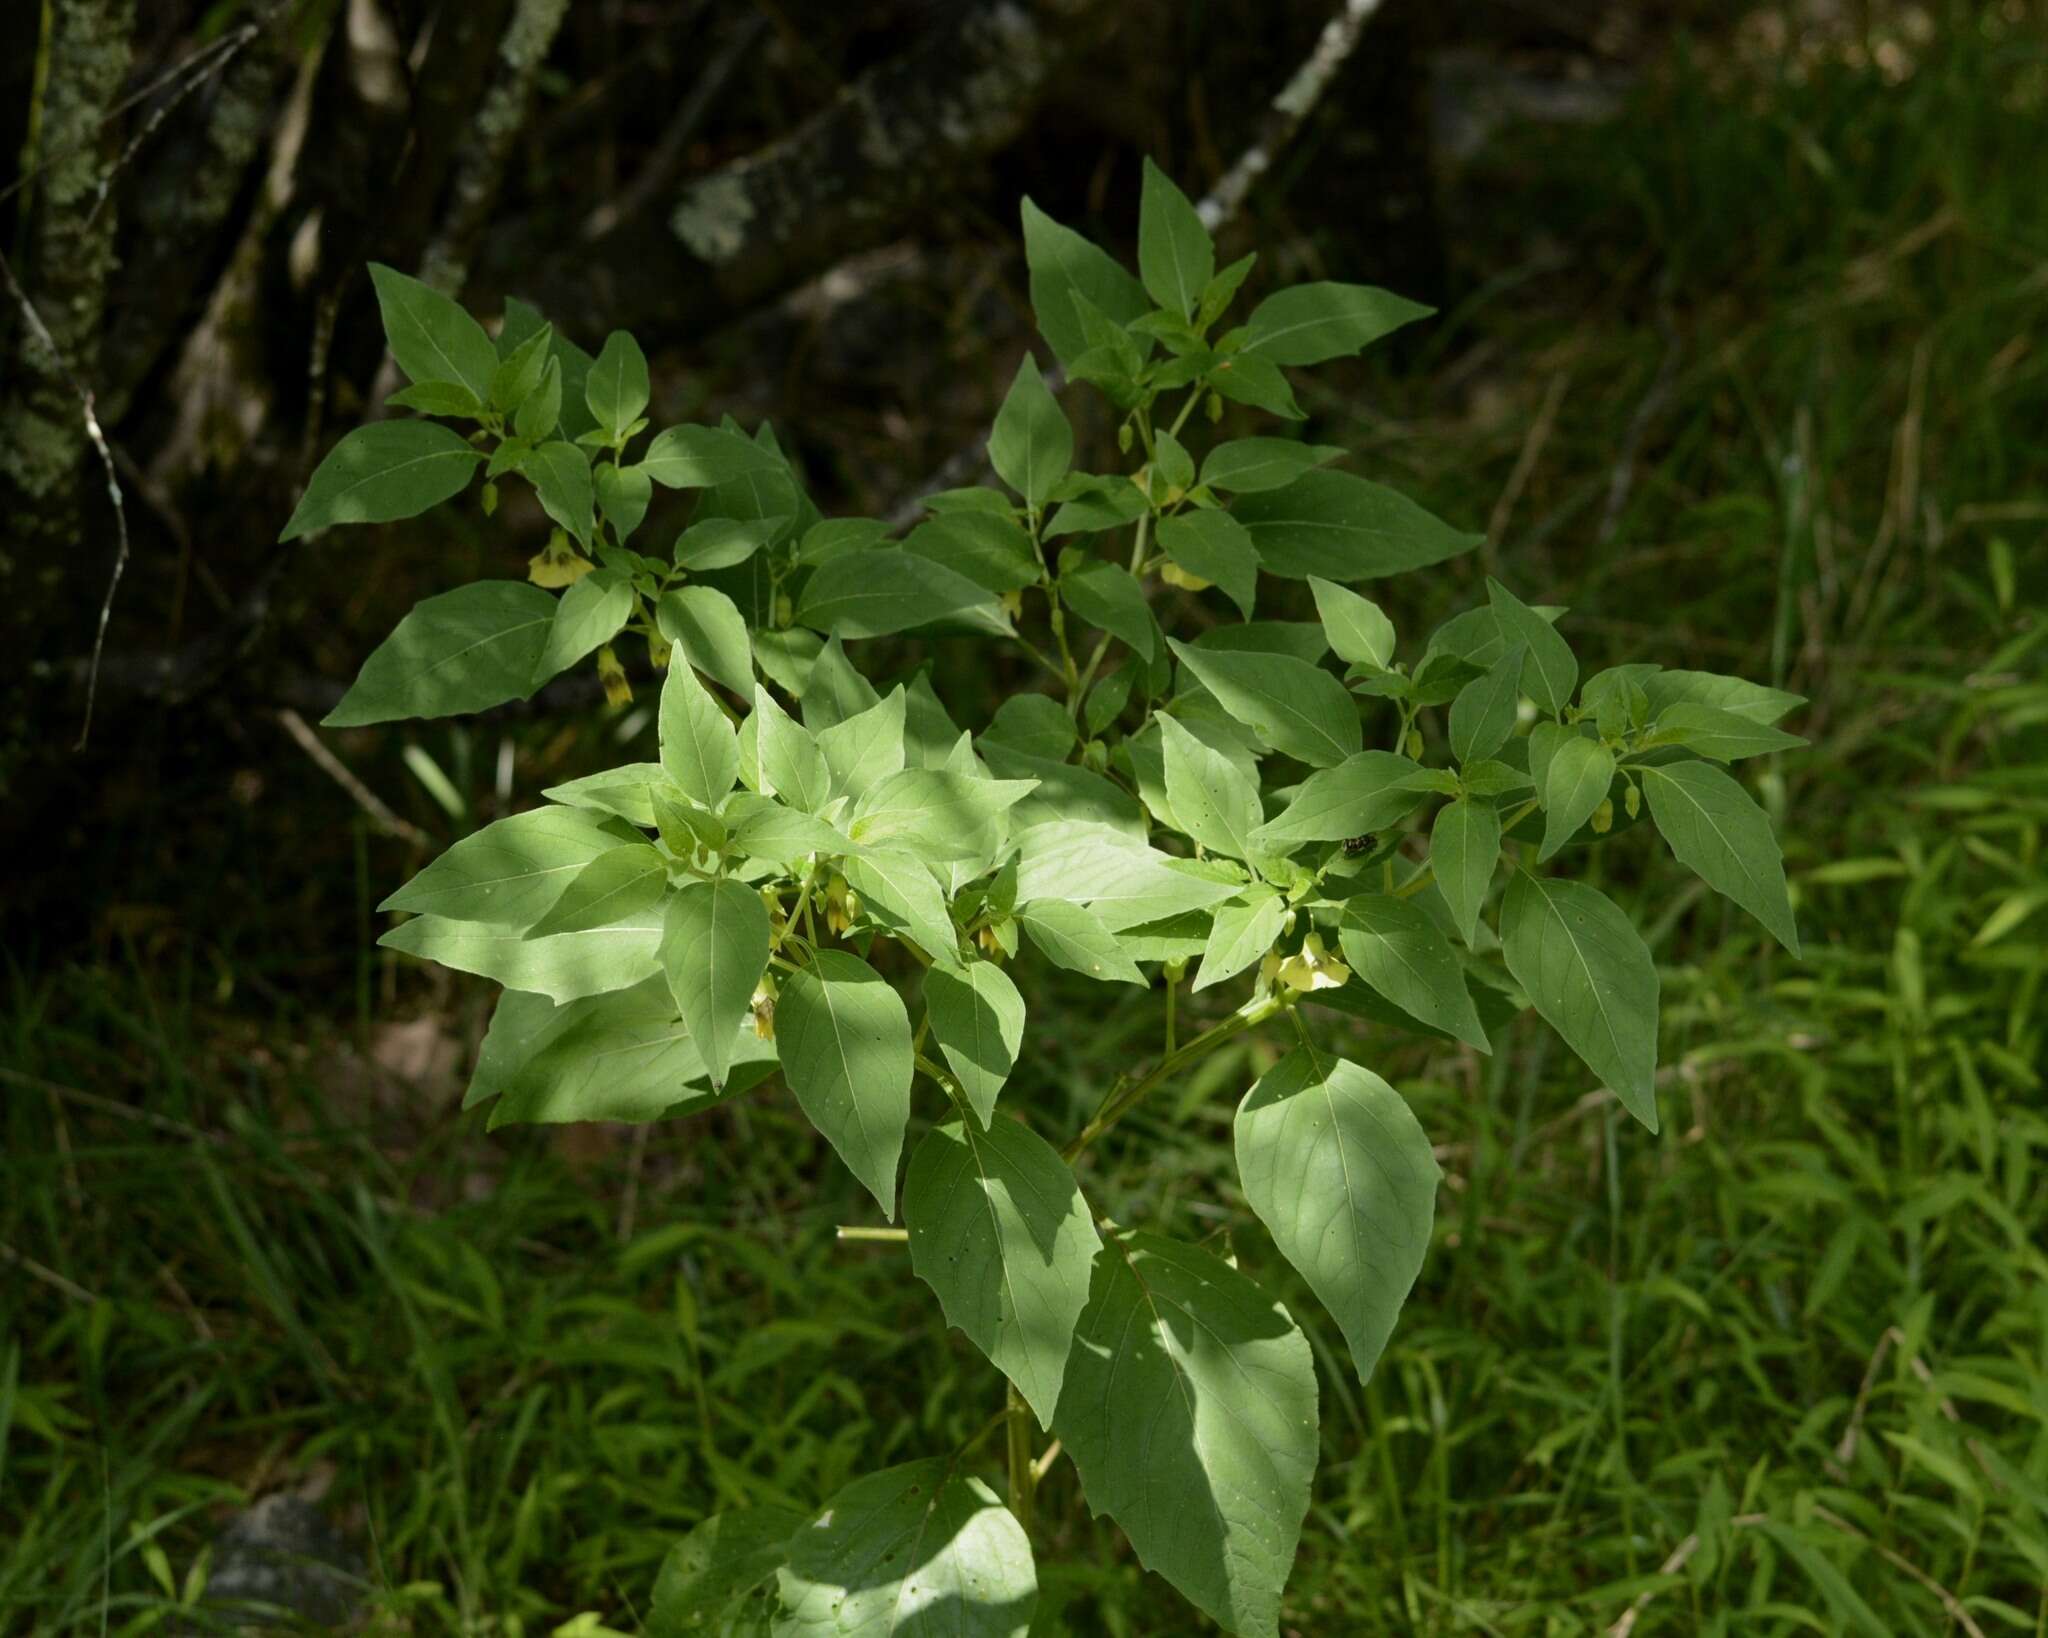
[5,8,2047,1633]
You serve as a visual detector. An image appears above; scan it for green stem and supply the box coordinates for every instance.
[1069,510,1152,717]
[1062,996,1281,1162]
[835,1226,908,1244]
[1005,1382,1036,1533]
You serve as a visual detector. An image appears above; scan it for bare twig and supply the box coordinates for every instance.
[0,1240,99,1306]
[1487,367,1571,559]
[885,0,1385,527]
[274,708,432,847]
[1597,314,1680,546]
[0,243,131,752]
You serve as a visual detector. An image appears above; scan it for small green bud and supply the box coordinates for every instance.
[1406,728,1424,759]
[1118,421,1135,454]
[481,480,499,517]
[1206,391,1223,423]
[1591,797,1615,834]
[1624,781,1641,820]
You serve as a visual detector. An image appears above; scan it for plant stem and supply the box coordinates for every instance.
[1069,510,1152,717]
[835,1226,908,1244]
[1005,1382,1036,1533]
[1062,995,1281,1161]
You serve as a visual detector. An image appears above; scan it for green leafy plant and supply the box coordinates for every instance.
[291,160,1805,1634]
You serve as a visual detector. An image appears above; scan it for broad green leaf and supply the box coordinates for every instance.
[379,912,661,1003]
[799,550,1010,639]
[1014,901,1144,985]
[535,569,633,687]
[776,1460,1036,1637]
[585,329,649,440]
[1337,895,1490,1051]
[650,1506,803,1638]
[386,380,483,418]
[1646,702,1807,760]
[1249,751,1422,848]
[1500,872,1659,1128]
[545,761,670,826]
[1487,578,1577,716]
[641,424,782,488]
[657,585,754,697]
[922,961,1026,1125]
[1642,669,1804,726]
[850,771,1035,862]
[1169,639,1359,767]
[1240,282,1432,365]
[988,353,1072,509]
[1208,352,1304,420]
[726,799,848,867]
[1540,736,1617,860]
[1157,511,1258,620]
[1160,713,1261,859]
[368,263,497,402]
[527,842,668,937]
[1044,479,1149,539]
[674,515,786,572]
[1060,557,1158,661]
[846,849,961,971]
[1233,472,1479,581]
[1137,158,1213,317]
[490,322,552,413]
[513,357,562,443]
[752,627,824,697]
[905,1118,1100,1424]
[1194,890,1285,990]
[1012,822,1239,930]
[280,420,482,541]
[485,977,777,1128]
[1308,577,1396,669]
[816,687,907,801]
[323,581,551,726]
[660,879,771,1089]
[778,950,913,1216]
[1019,196,1150,366]
[594,460,651,540]
[1526,719,1572,797]
[752,686,828,812]
[1448,642,1524,766]
[1430,799,1499,947]
[799,635,883,730]
[380,805,622,926]
[659,663,739,808]
[984,694,1076,762]
[902,512,1040,595]
[1199,438,1345,494]
[1639,761,1801,954]
[1236,1045,1439,1384]
[522,440,594,546]
[1053,1230,1316,1638]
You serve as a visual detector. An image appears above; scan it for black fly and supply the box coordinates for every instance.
[1342,834,1375,856]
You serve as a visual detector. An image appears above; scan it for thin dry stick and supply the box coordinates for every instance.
[274,708,432,847]
[1810,1503,1987,1638]
[0,243,131,751]
[1606,1514,1767,1638]
[885,0,1384,527]
[0,1240,99,1306]
[1487,368,1571,560]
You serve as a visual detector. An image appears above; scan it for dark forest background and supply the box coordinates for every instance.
[4,2,2046,1633]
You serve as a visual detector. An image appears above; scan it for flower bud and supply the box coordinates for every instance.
[481,481,499,518]
[596,645,631,706]
[1591,798,1615,834]
[1624,781,1641,820]
[1159,561,1211,592]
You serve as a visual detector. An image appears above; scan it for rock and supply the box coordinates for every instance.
[196,1495,364,1632]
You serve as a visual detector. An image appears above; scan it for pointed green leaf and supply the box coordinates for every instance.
[640,424,783,488]
[585,329,650,439]
[522,440,595,546]
[1014,901,1144,985]
[1449,642,1524,766]
[381,805,624,926]
[1487,579,1577,716]
[752,686,829,812]
[594,460,652,540]
[386,380,484,419]
[779,950,913,1216]
[1640,761,1800,954]
[657,585,754,697]
[799,550,1011,639]
[1053,1230,1316,1638]
[1169,639,1359,767]
[1234,472,1479,581]
[902,511,1040,594]
[1137,158,1214,318]
[1308,577,1396,669]
[1429,799,1499,947]
[659,663,739,808]
[816,688,907,801]
[851,771,1035,862]
[1059,557,1158,661]
[846,849,962,972]
[1237,1045,1440,1385]
[1019,196,1150,366]
[323,580,551,725]
[1199,438,1345,495]
[988,352,1072,509]
[1540,736,1616,860]
[1249,751,1422,847]
[527,843,668,937]
[379,912,662,1004]
[775,1460,1036,1637]
[1337,895,1490,1052]
[726,798,848,867]
[534,570,633,688]
[1642,669,1804,726]
[905,1117,1100,1425]
[1500,872,1659,1129]
[1646,702,1807,761]
[1240,282,1432,365]
[1194,890,1285,991]
[660,879,771,1090]
[1159,713,1261,859]
[922,961,1026,1125]
[369,263,498,402]
[651,1506,803,1638]
[280,420,483,541]
[1157,510,1258,620]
